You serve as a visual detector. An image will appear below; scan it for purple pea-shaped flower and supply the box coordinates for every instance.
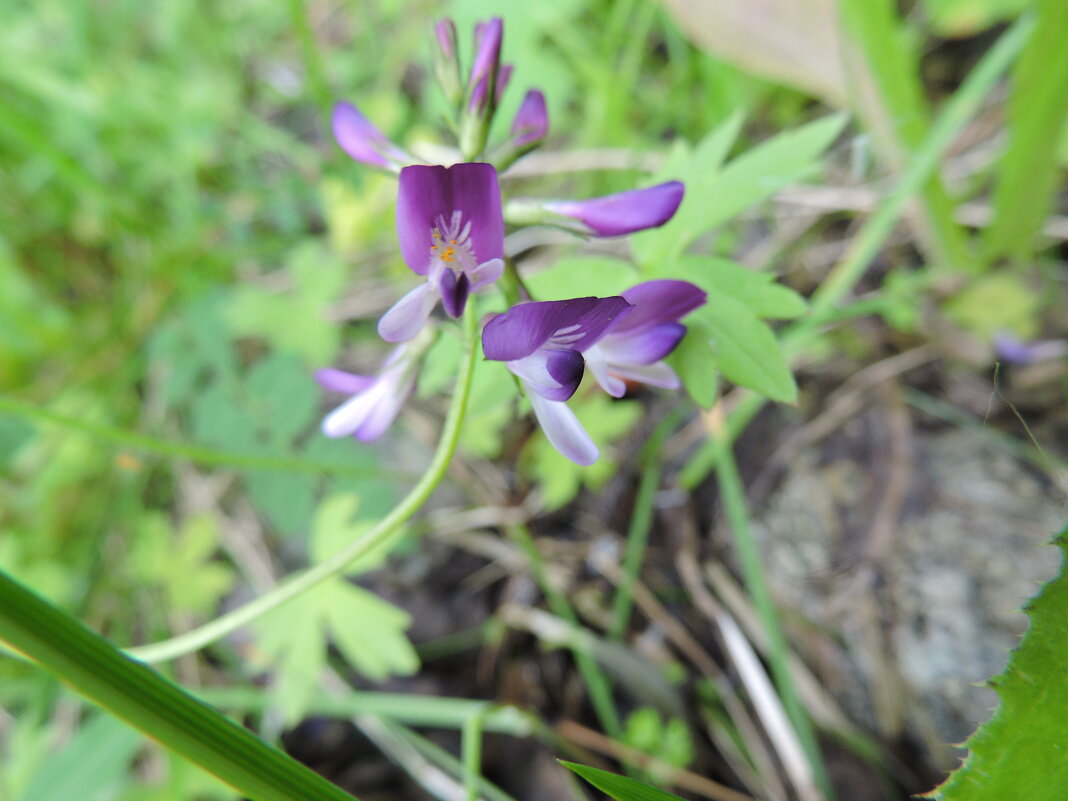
[585,280,706,397]
[482,296,633,465]
[316,345,421,442]
[379,163,505,342]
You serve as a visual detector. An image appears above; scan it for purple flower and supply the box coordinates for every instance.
[510,89,548,149]
[379,163,505,342]
[316,346,420,442]
[584,280,706,398]
[434,19,457,60]
[545,181,685,237]
[993,332,1068,365]
[483,297,633,465]
[331,102,411,172]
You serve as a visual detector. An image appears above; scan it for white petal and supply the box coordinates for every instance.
[378,282,439,342]
[608,360,680,390]
[584,344,627,398]
[469,258,504,290]
[528,391,599,466]
[321,381,388,438]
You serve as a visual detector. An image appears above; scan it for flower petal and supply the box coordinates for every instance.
[606,360,681,390]
[601,322,687,365]
[332,102,391,169]
[437,269,471,318]
[469,258,503,290]
[396,163,504,275]
[545,181,684,237]
[508,348,584,402]
[482,297,632,362]
[352,370,417,441]
[314,368,375,395]
[583,345,627,398]
[529,392,599,466]
[615,280,706,334]
[378,282,439,342]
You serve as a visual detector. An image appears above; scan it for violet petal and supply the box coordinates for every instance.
[608,361,680,390]
[506,348,583,401]
[469,18,503,86]
[438,269,471,318]
[546,181,685,237]
[615,280,706,334]
[314,368,376,395]
[396,163,503,276]
[469,258,504,290]
[332,102,391,169]
[601,322,687,365]
[529,392,599,466]
[482,297,632,362]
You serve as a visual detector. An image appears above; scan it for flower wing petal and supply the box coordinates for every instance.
[448,162,504,264]
[314,368,376,395]
[378,282,439,342]
[601,322,687,365]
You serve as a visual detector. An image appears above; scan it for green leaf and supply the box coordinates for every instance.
[561,762,686,801]
[17,713,142,801]
[942,272,1041,340]
[667,256,807,319]
[245,351,319,442]
[247,469,317,537]
[0,569,359,801]
[929,531,1068,800]
[227,241,345,365]
[666,318,718,409]
[981,0,1068,264]
[523,255,640,301]
[190,384,258,454]
[254,493,418,722]
[637,115,844,264]
[695,297,797,403]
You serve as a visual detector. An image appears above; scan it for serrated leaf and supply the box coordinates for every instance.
[638,115,844,265]
[561,762,686,801]
[325,582,419,681]
[310,493,403,574]
[696,297,797,403]
[930,531,1068,800]
[666,318,718,409]
[668,256,807,319]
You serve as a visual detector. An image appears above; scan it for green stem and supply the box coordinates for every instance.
[462,707,488,801]
[0,394,404,481]
[128,301,481,663]
[712,429,832,798]
[0,570,357,801]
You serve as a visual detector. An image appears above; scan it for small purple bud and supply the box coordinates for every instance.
[495,64,513,104]
[434,19,457,60]
[545,181,685,237]
[510,89,548,148]
[469,18,503,87]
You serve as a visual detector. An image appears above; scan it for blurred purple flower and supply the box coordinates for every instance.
[469,19,503,95]
[482,296,633,465]
[316,346,419,442]
[379,163,505,342]
[545,181,685,237]
[510,89,548,149]
[585,280,706,397]
[331,102,412,172]
[993,332,1068,365]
